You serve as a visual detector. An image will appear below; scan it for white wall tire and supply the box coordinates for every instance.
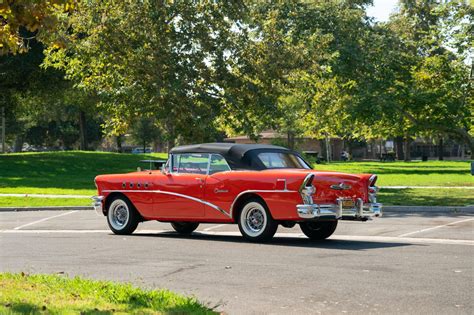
[237,198,277,242]
[107,196,139,235]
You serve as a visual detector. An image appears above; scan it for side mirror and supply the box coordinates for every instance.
[161,166,171,176]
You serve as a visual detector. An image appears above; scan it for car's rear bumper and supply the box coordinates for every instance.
[297,198,382,220]
[91,196,104,216]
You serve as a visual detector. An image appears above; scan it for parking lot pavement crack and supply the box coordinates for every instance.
[161,263,205,278]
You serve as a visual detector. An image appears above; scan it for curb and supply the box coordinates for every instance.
[0,206,93,212]
[0,206,473,213]
[384,206,474,213]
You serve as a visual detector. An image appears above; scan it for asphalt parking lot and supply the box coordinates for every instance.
[1,210,473,314]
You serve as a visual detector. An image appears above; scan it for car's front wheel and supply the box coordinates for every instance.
[299,220,338,240]
[237,198,278,242]
[171,222,199,235]
[107,196,140,235]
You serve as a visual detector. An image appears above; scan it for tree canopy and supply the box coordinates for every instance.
[1,0,472,157]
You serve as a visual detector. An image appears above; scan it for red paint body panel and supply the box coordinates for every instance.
[95,168,375,222]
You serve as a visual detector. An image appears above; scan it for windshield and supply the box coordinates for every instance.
[257,152,311,169]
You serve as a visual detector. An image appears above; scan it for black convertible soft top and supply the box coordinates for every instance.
[170,143,294,170]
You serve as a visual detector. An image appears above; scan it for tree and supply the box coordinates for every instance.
[130,117,161,152]
[43,0,247,148]
[384,0,473,159]
[0,0,76,55]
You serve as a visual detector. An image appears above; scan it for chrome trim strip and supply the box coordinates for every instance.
[368,174,377,186]
[103,189,298,220]
[299,173,315,192]
[102,189,231,217]
[330,182,352,190]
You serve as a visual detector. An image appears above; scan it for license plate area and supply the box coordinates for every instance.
[341,199,355,209]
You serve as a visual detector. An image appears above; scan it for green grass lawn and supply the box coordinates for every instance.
[0,197,91,207]
[0,151,167,196]
[0,272,214,314]
[377,188,473,206]
[313,160,473,187]
[0,151,472,206]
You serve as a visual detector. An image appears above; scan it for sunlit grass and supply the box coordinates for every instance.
[378,188,473,206]
[313,160,473,187]
[0,151,168,196]
[0,152,472,207]
[0,272,215,314]
[0,197,90,207]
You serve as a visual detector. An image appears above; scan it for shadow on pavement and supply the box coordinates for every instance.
[129,231,416,251]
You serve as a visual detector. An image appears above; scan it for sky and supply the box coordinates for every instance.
[366,0,399,22]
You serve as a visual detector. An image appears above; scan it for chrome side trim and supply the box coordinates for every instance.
[102,189,231,218]
[103,189,298,220]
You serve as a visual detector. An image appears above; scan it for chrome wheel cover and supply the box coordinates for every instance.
[240,202,267,237]
[108,199,130,230]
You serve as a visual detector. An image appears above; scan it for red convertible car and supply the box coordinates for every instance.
[93,143,382,241]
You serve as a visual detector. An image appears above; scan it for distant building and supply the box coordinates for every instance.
[226,130,469,161]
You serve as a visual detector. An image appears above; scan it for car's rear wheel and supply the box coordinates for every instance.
[171,222,199,235]
[299,220,338,240]
[107,196,139,235]
[237,198,278,242]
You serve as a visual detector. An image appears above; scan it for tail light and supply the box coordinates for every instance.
[300,174,316,204]
[368,175,379,203]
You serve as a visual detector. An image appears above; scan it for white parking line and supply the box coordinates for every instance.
[203,224,226,231]
[12,211,78,230]
[398,218,474,238]
[1,229,473,245]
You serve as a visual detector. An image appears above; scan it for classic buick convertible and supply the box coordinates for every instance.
[93,143,382,241]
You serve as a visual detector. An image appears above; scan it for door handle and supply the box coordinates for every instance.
[195,178,204,182]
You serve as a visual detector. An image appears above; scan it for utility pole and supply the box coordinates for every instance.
[1,107,5,153]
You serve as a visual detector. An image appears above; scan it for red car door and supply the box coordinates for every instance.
[152,153,208,218]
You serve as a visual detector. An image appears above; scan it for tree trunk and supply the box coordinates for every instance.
[287,131,295,150]
[116,135,123,153]
[166,137,175,153]
[79,110,87,151]
[437,136,444,161]
[13,135,23,152]
[143,141,146,153]
[403,136,411,162]
[395,136,404,160]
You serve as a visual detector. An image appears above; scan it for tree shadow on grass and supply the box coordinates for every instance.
[5,298,212,314]
[129,231,415,251]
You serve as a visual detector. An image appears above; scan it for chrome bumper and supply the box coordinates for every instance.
[91,196,104,216]
[297,198,382,220]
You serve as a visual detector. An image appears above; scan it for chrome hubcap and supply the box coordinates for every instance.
[108,200,129,230]
[241,202,267,237]
[246,208,264,232]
